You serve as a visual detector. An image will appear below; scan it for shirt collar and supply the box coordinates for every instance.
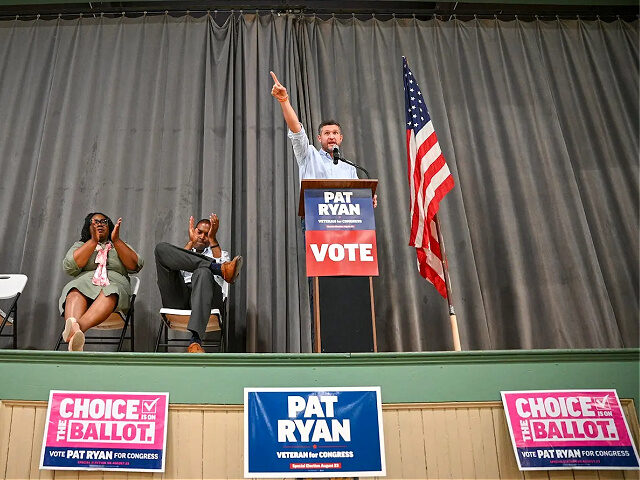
[319,148,333,161]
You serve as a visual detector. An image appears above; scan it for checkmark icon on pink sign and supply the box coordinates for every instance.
[592,394,611,410]
[142,397,160,414]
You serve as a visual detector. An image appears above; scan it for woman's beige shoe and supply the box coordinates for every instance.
[62,317,77,342]
[68,330,85,352]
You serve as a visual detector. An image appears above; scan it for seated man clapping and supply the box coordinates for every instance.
[154,214,242,353]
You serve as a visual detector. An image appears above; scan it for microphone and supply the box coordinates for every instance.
[332,145,340,165]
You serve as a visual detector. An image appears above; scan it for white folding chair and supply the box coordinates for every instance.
[0,274,28,349]
[55,276,140,352]
[155,302,227,353]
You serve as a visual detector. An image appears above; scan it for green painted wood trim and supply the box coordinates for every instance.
[1,349,638,411]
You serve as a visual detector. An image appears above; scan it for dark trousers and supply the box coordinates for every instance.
[154,242,224,337]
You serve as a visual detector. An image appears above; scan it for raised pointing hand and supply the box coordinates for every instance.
[270,71,288,102]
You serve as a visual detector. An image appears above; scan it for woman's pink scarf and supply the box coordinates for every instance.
[92,242,112,287]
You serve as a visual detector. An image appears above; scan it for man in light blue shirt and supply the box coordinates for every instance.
[271,71,358,179]
[271,71,377,207]
[287,121,358,181]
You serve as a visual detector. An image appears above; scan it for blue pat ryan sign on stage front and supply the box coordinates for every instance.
[244,387,386,478]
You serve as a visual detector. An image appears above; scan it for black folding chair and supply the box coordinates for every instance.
[154,298,228,353]
[0,274,28,349]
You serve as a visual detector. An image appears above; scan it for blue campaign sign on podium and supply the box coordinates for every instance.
[304,188,376,231]
[244,387,386,478]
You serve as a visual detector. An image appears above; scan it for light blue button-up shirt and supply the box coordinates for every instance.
[288,126,358,182]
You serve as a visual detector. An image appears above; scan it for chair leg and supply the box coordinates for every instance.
[54,332,64,351]
[219,314,225,353]
[154,320,164,353]
[223,298,229,353]
[0,305,18,349]
[163,324,169,353]
[117,318,129,352]
[0,316,9,348]
[12,306,17,349]
[130,316,135,352]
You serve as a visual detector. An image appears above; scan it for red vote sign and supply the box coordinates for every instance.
[305,230,378,277]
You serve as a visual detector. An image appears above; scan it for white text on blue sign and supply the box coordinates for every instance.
[277,395,351,443]
[318,192,360,216]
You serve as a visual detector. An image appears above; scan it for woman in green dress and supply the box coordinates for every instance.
[59,212,143,351]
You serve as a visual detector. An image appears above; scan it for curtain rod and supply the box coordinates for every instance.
[0,9,635,22]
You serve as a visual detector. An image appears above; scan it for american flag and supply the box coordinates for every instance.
[403,57,455,298]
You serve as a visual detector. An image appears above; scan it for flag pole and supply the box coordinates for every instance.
[434,213,461,351]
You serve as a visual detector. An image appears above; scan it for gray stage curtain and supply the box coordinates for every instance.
[0,15,636,352]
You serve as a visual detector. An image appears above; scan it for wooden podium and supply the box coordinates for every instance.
[299,179,378,353]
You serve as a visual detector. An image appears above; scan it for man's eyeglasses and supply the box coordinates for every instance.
[92,219,109,226]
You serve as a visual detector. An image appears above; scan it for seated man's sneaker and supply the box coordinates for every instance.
[187,342,205,353]
[221,256,243,284]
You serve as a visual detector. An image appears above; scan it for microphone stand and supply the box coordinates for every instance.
[337,156,371,179]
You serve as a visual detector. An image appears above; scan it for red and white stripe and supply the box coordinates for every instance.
[407,119,454,298]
